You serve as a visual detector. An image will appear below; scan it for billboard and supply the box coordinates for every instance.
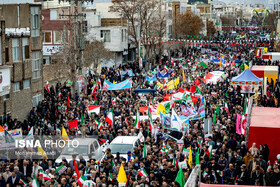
[0,68,11,96]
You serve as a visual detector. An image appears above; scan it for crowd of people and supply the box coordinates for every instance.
[0,29,280,187]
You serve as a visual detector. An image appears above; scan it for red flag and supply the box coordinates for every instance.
[190,85,196,93]
[92,92,97,101]
[73,159,80,182]
[191,96,198,103]
[178,88,185,93]
[195,77,203,86]
[68,119,78,129]
[67,93,70,109]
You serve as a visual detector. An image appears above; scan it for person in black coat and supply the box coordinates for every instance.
[7,172,20,187]
[237,164,250,185]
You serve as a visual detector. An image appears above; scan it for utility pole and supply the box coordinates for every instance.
[138,2,142,70]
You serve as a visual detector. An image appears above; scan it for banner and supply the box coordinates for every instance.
[120,70,133,78]
[236,114,242,135]
[181,102,197,117]
[8,129,22,140]
[157,72,170,79]
[77,76,86,95]
[146,75,157,82]
[103,79,132,91]
[160,112,172,130]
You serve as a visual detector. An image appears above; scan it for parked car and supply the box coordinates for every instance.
[55,138,109,166]
[103,136,140,161]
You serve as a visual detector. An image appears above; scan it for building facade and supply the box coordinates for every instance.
[0,3,43,122]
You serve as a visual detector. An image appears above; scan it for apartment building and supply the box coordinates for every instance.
[0,3,43,121]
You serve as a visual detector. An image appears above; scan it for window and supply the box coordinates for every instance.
[50,9,57,20]
[31,7,40,37]
[43,31,52,44]
[32,94,42,107]
[22,38,29,59]
[93,141,99,150]
[54,31,62,44]
[100,30,111,42]
[13,82,20,92]
[5,38,9,63]
[82,21,88,33]
[23,80,30,89]
[43,57,50,65]
[121,29,123,42]
[32,51,41,79]
[12,38,19,62]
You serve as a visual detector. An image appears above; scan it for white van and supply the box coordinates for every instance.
[105,136,140,160]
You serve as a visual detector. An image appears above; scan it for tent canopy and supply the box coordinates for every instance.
[231,69,263,84]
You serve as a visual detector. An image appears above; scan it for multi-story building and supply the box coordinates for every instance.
[40,0,72,84]
[0,3,43,122]
[83,2,129,66]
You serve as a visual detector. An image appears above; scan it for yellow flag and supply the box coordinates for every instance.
[174,77,180,88]
[113,80,115,84]
[117,163,127,183]
[182,69,186,81]
[264,47,268,53]
[157,103,165,115]
[157,82,163,89]
[244,64,249,70]
[62,126,69,142]
[166,80,175,90]
[38,146,48,159]
[188,146,192,167]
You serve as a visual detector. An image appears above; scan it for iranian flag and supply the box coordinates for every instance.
[170,95,175,110]
[46,81,50,93]
[198,139,203,148]
[224,101,229,115]
[255,48,261,58]
[105,109,115,130]
[58,92,62,98]
[31,175,39,187]
[98,78,102,88]
[92,83,98,94]
[19,178,28,187]
[164,65,169,72]
[98,122,103,130]
[77,176,86,187]
[72,172,77,179]
[134,107,140,129]
[55,164,67,174]
[138,131,145,142]
[87,105,100,115]
[241,115,247,135]
[109,172,113,182]
[139,168,148,177]
[206,144,213,159]
[39,170,51,181]
[124,118,129,126]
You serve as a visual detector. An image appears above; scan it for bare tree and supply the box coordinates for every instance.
[175,12,204,37]
[206,19,216,36]
[111,0,166,61]
[83,40,114,71]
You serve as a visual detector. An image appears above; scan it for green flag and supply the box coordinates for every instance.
[175,167,185,187]
[196,148,200,165]
[196,86,202,95]
[243,96,248,114]
[215,102,220,116]
[199,61,208,68]
[143,143,147,158]
[80,113,85,126]
[225,90,228,97]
